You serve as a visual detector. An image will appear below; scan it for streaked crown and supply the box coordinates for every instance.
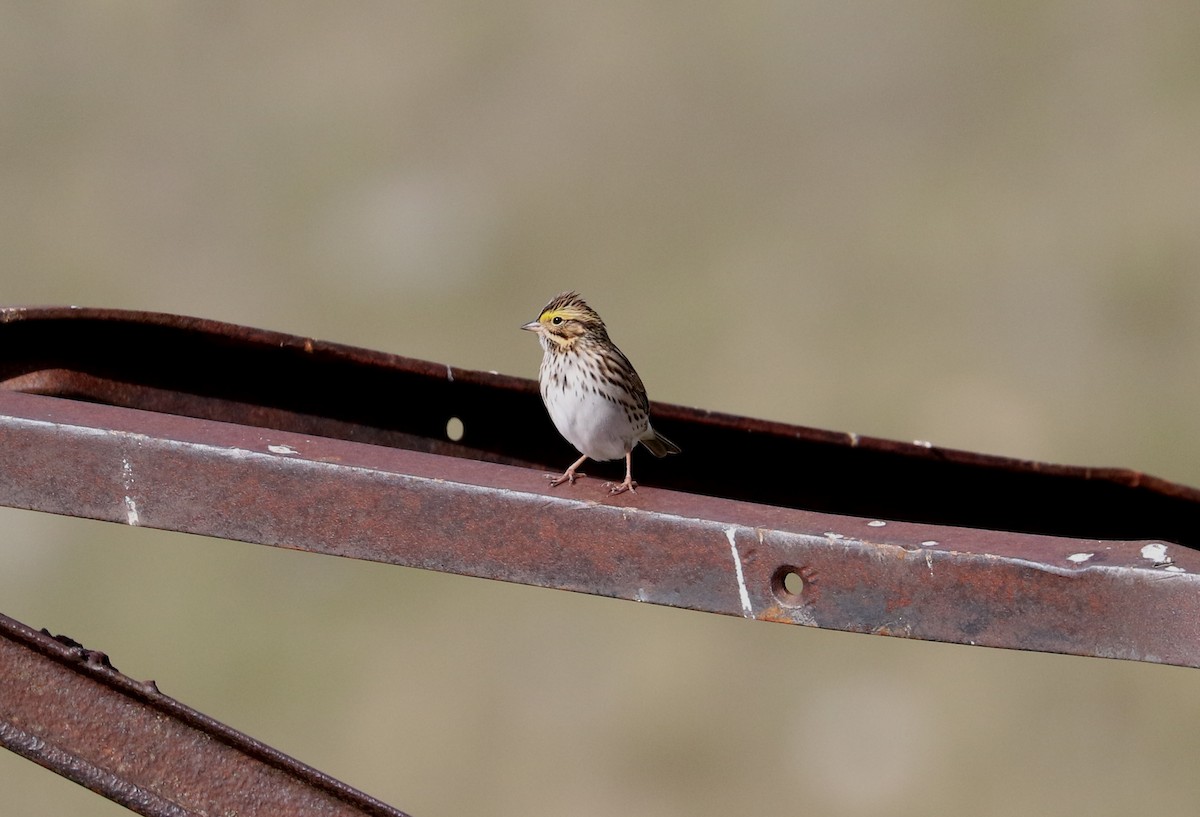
[536,291,604,330]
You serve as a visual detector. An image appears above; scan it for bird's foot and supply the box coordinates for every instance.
[604,478,637,495]
[546,471,584,488]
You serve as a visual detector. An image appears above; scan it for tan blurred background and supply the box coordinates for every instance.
[3,3,1200,815]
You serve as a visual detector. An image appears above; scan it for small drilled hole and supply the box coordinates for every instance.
[446,417,464,442]
[772,566,806,606]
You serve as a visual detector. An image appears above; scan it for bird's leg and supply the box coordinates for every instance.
[547,454,588,488]
[604,452,638,495]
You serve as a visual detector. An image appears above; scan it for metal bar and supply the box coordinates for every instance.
[0,612,413,817]
[2,305,1199,812]
[0,387,1197,666]
[1,306,1198,547]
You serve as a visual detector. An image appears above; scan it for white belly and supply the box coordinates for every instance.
[543,383,634,461]
[539,354,646,461]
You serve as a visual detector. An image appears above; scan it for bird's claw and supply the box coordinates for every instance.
[604,479,637,495]
[546,471,584,488]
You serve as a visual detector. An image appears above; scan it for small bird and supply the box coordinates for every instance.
[522,291,680,495]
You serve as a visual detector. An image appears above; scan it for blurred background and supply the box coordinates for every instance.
[3,3,1200,815]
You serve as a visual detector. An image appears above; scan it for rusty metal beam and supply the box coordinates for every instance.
[1,306,1198,547]
[1,305,1199,813]
[0,305,1196,663]
[0,612,412,817]
[0,384,1197,665]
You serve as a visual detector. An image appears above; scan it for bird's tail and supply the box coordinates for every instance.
[640,426,681,458]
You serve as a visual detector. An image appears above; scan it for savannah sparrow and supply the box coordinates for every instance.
[522,291,680,495]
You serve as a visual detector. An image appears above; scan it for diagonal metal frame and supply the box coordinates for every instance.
[1,306,1198,815]
[0,613,412,817]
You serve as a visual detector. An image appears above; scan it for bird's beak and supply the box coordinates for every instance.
[521,320,540,332]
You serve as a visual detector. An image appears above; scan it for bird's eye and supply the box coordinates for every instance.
[551,316,563,325]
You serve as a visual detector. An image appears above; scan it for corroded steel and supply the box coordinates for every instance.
[0,613,412,817]
[1,305,1199,814]
[1,306,1198,546]
[0,386,1197,665]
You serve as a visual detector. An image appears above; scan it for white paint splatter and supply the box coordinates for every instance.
[724,526,755,619]
[121,456,140,526]
[847,432,860,447]
[913,439,933,448]
[920,540,939,548]
[1067,552,1093,563]
[123,495,140,526]
[824,531,845,540]
[1141,543,1169,562]
[446,365,455,382]
[924,550,934,576]
[268,444,299,455]
[867,520,886,528]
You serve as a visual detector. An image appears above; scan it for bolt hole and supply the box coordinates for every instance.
[772,566,806,606]
[446,417,464,442]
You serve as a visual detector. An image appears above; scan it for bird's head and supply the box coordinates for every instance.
[521,291,605,349]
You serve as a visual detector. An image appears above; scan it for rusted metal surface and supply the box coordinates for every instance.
[1,306,1198,546]
[1,305,1199,812]
[0,612,412,817]
[0,384,1198,666]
